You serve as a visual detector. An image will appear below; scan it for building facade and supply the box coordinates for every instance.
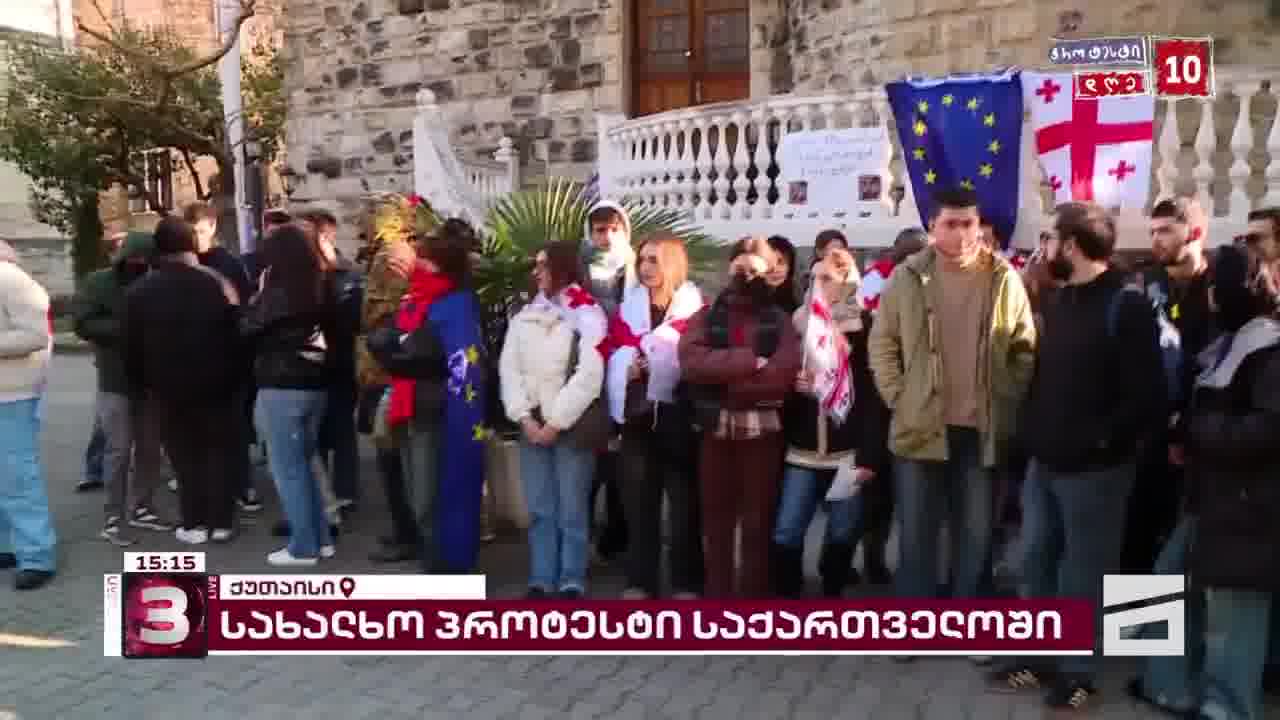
[74,0,282,238]
[281,0,1279,245]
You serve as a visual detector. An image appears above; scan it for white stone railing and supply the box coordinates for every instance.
[598,67,1280,250]
[413,89,519,228]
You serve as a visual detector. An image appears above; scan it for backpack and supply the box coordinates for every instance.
[1105,285,1183,412]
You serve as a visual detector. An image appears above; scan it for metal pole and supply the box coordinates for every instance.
[215,0,254,254]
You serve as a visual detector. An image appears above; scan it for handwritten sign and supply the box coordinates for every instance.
[776,127,889,214]
[1048,36,1148,67]
[1074,70,1150,99]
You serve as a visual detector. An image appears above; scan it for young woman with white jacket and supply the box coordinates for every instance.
[500,241,609,599]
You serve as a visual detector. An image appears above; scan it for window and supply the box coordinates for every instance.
[129,150,174,214]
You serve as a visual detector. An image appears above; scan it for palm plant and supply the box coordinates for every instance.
[475,176,724,311]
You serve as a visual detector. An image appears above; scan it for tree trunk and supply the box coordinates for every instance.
[70,191,106,285]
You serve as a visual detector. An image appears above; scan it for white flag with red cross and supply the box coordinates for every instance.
[1021,71,1155,210]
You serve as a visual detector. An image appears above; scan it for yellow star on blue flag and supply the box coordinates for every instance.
[885,71,1025,251]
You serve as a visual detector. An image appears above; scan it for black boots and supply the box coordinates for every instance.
[818,543,855,598]
[771,543,805,598]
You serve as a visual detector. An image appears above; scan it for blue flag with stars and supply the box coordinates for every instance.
[430,290,489,573]
[885,71,1024,250]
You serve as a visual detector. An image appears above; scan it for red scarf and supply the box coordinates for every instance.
[388,269,455,426]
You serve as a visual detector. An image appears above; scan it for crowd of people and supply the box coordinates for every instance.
[0,187,1278,718]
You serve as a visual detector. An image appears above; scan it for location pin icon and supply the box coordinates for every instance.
[339,577,355,599]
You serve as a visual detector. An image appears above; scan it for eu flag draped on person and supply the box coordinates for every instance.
[431,291,490,572]
[885,71,1024,250]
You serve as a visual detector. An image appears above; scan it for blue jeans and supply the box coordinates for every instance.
[255,389,329,559]
[1137,516,1202,711]
[894,426,993,599]
[520,440,594,593]
[1201,588,1273,720]
[0,399,56,571]
[1019,458,1135,682]
[773,464,864,548]
[85,418,104,484]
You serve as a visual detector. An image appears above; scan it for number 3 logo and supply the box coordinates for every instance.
[139,586,190,645]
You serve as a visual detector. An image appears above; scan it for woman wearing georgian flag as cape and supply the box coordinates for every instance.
[773,246,890,598]
[603,235,706,598]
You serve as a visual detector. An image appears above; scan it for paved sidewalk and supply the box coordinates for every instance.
[0,355,1272,720]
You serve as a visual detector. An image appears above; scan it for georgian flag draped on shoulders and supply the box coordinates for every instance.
[857,258,896,313]
[604,282,705,424]
[1021,71,1154,210]
[803,289,853,425]
[528,282,610,355]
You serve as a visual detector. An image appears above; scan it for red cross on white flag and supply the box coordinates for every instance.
[1021,72,1154,210]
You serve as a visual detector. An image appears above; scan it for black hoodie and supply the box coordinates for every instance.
[1022,268,1168,472]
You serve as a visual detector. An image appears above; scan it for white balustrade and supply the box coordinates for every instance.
[412,89,519,226]
[600,67,1280,250]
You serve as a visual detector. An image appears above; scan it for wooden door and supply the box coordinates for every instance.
[632,0,750,117]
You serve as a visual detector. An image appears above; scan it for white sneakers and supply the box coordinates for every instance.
[175,527,208,545]
[266,548,317,567]
[210,528,234,543]
[266,546,337,566]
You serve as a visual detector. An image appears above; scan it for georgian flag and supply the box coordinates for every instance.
[857,258,895,314]
[603,282,704,424]
[1021,71,1154,210]
[803,292,853,425]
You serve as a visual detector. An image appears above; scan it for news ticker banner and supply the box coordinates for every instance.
[106,553,1185,657]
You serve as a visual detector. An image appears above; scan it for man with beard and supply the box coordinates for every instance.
[990,202,1166,711]
[868,187,1036,618]
[679,237,802,597]
[1120,196,1214,573]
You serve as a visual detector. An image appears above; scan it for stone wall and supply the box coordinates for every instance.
[787,0,1278,95]
[282,0,1279,231]
[283,0,624,242]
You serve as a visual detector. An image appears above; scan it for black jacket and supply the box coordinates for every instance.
[1187,337,1280,592]
[1022,269,1168,472]
[240,286,334,391]
[782,314,890,473]
[200,246,254,306]
[327,258,365,387]
[123,254,242,405]
[366,311,447,426]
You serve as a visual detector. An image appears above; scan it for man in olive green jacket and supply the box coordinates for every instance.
[868,188,1036,604]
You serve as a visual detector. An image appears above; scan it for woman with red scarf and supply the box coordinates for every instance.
[367,219,488,573]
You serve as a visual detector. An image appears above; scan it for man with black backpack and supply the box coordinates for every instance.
[989,202,1167,711]
[1120,196,1215,573]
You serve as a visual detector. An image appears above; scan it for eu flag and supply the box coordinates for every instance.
[885,71,1024,250]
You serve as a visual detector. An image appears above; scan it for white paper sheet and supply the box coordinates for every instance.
[825,460,865,501]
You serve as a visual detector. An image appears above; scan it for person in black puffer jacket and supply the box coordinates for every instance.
[771,248,889,598]
[1182,244,1280,720]
[241,225,338,567]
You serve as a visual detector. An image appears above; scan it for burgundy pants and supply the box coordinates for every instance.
[698,433,784,598]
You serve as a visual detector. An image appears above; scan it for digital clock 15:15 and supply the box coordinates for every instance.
[123,552,205,573]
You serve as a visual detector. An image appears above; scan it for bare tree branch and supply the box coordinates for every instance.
[74,0,257,112]
[179,148,207,200]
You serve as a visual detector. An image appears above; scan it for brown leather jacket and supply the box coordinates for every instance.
[678,300,802,411]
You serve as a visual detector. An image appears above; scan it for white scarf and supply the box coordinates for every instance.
[1196,317,1280,390]
[525,283,608,341]
[605,282,704,423]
